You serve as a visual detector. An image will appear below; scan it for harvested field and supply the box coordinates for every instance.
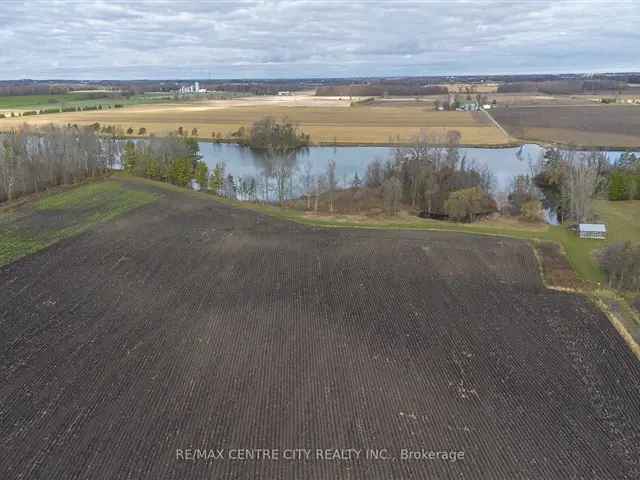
[490,105,640,148]
[534,241,586,290]
[0,99,512,146]
[1,178,639,479]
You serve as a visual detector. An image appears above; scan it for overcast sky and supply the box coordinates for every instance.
[1,0,638,80]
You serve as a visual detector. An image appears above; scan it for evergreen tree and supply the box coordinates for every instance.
[609,171,627,201]
[183,137,202,171]
[209,162,225,195]
[145,157,160,180]
[352,172,362,189]
[224,174,237,198]
[169,157,192,187]
[248,177,257,201]
[123,141,137,174]
[194,161,208,190]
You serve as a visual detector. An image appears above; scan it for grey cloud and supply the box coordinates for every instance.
[0,0,638,79]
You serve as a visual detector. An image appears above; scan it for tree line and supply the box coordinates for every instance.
[121,136,206,188]
[0,125,119,203]
[600,242,640,292]
[497,79,627,94]
[608,152,640,201]
[359,132,495,220]
[315,85,448,97]
[519,148,640,224]
[526,148,609,223]
[121,135,263,202]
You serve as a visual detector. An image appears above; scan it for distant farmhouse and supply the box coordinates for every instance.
[457,101,480,112]
[178,82,207,95]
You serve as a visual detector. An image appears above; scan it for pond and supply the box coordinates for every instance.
[195,142,635,224]
[198,143,544,190]
[198,142,632,191]
[119,140,632,223]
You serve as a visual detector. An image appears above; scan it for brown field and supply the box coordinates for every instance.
[0,95,512,146]
[490,105,640,148]
[437,82,500,93]
[1,177,639,479]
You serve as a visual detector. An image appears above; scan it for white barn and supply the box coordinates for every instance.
[578,223,607,240]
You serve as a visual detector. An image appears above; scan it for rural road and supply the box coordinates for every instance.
[481,108,512,139]
[1,180,639,479]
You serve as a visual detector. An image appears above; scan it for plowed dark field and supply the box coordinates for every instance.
[490,105,640,148]
[2,179,639,479]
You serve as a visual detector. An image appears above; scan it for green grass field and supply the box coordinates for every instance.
[531,200,640,284]
[0,93,80,109]
[0,92,174,112]
[0,181,157,266]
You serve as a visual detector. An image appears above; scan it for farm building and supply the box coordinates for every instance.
[457,101,479,112]
[578,223,607,239]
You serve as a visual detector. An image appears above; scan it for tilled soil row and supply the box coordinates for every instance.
[1,180,639,479]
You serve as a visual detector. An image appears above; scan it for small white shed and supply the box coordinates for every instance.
[578,223,607,240]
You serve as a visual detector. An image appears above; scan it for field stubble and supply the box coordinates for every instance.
[490,105,640,148]
[1,100,512,145]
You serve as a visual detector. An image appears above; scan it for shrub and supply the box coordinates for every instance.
[599,242,640,291]
[520,200,543,222]
[445,187,495,222]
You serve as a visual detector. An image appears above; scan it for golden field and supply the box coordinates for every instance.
[0,95,513,146]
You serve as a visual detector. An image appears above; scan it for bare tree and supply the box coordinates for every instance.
[0,125,115,203]
[302,158,314,210]
[326,159,337,213]
[383,177,402,216]
[567,152,600,223]
[365,158,384,188]
[313,174,327,214]
[600,242,640,291]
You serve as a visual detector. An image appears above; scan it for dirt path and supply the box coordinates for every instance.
[1,180,639,479]
[482,108,512,140]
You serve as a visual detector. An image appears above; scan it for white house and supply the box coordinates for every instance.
[578,223,607,240]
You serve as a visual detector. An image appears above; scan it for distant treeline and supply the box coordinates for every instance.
[1,103,125,120]
[316,84,448,96]
[0,84,71,96]
[209,83,309,95]
[497,79,628,94]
